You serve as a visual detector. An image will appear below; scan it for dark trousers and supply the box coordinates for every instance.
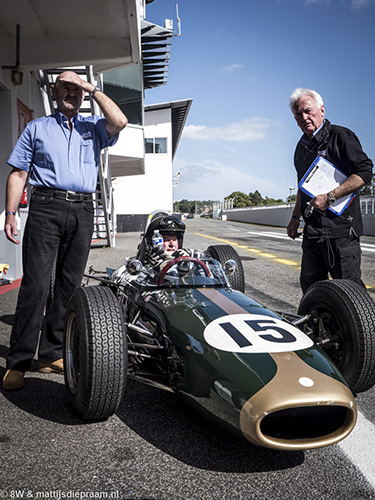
[6,191,94,371]
[300,231,363,294]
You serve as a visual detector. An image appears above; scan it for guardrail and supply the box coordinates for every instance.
[361,196,375,216]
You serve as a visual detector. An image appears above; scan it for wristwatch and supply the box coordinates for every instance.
[89,86,101,98]
[327,191,336,205]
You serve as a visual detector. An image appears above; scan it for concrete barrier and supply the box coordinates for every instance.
[223,198,375,236]
[222,204,297,228]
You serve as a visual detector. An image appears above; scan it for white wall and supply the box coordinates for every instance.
[0,72,46,280]
[113,106,173,216]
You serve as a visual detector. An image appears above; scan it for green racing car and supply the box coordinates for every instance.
[63,214,375,451]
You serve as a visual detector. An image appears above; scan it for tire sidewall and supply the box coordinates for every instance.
[64,288,90,416]
[297,279,375,392]
[298,285,359,383]
[207,244,245,292]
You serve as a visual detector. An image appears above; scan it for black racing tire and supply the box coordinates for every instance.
[298,279,375,394]
[207,245,245,292]
[64,285,127,419]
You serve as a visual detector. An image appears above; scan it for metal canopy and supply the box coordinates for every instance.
[145,99,193,159]
[141,20,173,89]
[0,0,140,73]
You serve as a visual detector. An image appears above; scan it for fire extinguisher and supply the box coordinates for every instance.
[20,186,28,208]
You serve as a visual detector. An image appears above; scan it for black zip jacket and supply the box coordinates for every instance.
[294,119,373,237]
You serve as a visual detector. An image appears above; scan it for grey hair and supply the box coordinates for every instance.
[289,88,324,115]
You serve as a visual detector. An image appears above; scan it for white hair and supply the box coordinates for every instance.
[289,88,324,115]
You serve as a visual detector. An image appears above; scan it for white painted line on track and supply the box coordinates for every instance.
[245,231,375,252]
[339,411,375,489]
[360,243,375,253]
[246,231,298,241]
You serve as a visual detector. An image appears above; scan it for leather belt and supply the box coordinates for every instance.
[32,186,93,202]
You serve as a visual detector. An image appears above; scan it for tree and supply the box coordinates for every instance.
[174,199,195,214]
[225,191,251,208]
[264,196,284,205]
[248,190,264,205]
[225,190,288,206]
[360,174,375,196]
[174,199,216,216]
[286,194,297,204]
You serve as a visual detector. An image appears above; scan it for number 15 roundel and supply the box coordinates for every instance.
[204,314,313,353]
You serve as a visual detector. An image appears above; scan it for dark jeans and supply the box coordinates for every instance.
[300,231,363,294]
[6,192,94,371]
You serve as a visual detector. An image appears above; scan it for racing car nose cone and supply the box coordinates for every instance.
[239,351,357,450]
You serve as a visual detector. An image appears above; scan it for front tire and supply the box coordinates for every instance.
[207,245,245,292]
[298,279,375,393]
[64,285,127,419]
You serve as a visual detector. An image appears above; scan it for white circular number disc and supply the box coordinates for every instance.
[204,314,313,353]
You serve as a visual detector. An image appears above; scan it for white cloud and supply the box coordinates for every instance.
[173,158,286,202]
[220,63,245,73]
[304,0,371,7]
[350,0,371,8]
[182,117,274,142]
[304,0,331,4]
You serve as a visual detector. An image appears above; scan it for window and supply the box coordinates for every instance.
[145,137,167,154]
[145,138,154,154]
[155,138,167,154]
[103,64,143,126]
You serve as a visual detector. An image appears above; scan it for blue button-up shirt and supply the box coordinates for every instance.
[7,111,118,193]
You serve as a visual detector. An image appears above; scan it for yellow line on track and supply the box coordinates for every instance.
[275,258,300,266]
[260,253,277,259]
[195,231,373,290]
[195,232,300,267]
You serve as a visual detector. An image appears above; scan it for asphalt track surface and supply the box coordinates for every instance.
[1,218,375,500]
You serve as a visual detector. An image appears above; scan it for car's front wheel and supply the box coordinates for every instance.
[64,285,127,419]
[298,279,375,394]
[207,244,245,292]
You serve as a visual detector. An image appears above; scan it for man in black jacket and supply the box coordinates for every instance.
[287,88,373,293]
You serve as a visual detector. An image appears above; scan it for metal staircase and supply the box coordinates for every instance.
[39,66,115,247]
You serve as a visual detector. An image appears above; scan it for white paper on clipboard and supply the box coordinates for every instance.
[298,156,355,215]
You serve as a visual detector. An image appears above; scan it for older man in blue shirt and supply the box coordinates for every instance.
[3,71,127,391]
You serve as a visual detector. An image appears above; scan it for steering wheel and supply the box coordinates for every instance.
[158,256,211,286]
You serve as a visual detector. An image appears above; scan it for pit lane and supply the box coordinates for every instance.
[1,218,375,499]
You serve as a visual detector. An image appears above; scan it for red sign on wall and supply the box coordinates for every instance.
[17,100,33,206]
[17,99,33,137]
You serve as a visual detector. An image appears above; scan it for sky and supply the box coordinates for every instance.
[144,0,375,202]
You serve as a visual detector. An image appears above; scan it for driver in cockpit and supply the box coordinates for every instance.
[144,215,205,274]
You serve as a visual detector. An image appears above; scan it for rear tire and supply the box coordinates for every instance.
[64,285,127,419]
[207,245,245,292]
[298,279,375,393]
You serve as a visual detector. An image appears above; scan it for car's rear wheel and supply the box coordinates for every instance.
[298,279,375,393]
[64,285,127,419]
[207,244,245,292]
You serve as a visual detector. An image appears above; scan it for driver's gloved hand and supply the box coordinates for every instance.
[171,248,191,258]
[148,246,166,269]
[177,260,191,276]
